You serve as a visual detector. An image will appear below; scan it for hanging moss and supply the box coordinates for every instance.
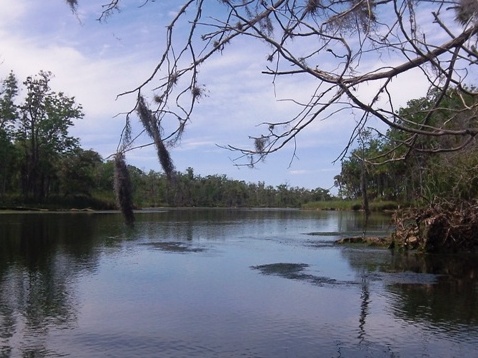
[137,95,175,181]
[114,153,135,226]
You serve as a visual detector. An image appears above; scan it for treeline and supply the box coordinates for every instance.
[0,71,332,209]
[336,86,478,205]
[5,70,476,212]
[125,167,333,208]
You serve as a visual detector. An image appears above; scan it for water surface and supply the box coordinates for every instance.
[0,209,477,357]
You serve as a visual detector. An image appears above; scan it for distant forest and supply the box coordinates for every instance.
[2,145,334,209]
[0,71,332,209]
[2,71,477,210]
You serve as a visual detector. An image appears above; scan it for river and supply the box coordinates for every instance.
[0,209,477,357]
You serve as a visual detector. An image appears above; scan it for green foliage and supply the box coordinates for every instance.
[58,148,103,197]
[0,70,86,202]
[110,165,333,209]
[14,71,84,199]
[302,200,360,211]
[338,86,478,204]
[0,70,335,211]
[421,151,478,202]
[302,200,398,211]
[0,72,19,196]
[0,71,18,132]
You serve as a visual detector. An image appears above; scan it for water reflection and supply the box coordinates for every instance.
[140,241,207,253]
[335,210,393,235]
[0,213,123,356]
[0,210,477,357]
[388,254,478,328]
[358,276,370,343]
[134,208,318,243]
[341,247,478,333]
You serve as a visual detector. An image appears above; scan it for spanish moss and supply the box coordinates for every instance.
[65,0,78,12]
[114,153,135,226]
[455,0,478,25]
[136,95,175,181]
[155,137,175,181]
[137,95,156,138]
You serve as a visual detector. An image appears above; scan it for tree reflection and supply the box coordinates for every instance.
[387,254,478,327]
[341,248,478,331]
[336,211,393,236]
[358,276,370,343]
[0,213,118,356]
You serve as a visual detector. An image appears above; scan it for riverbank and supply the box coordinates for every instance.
[0,195,116,212]
[335,236,392,247]
[302,199,400,212]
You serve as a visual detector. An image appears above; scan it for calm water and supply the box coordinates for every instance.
[0,209,477,357]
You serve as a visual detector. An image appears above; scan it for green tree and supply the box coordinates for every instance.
[58,148,103,197]
[339,87,478,203]
[95,160,115,192]
[0,71,17,132]
[0,72,19,196]
[16,71,83,199]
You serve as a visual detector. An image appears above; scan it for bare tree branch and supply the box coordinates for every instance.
[71,0,478,168]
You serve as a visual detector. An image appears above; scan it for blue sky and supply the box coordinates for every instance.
[0,1,436,192]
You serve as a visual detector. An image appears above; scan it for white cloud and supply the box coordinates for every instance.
[0,4,342,191]
[0,1,454,191]
[0,0,26,24]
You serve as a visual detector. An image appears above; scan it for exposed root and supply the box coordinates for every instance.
[391,200,478,252]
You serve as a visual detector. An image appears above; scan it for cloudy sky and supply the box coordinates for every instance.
[0,0,435,191]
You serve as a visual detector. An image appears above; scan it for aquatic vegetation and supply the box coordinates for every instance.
[251,263,339,286]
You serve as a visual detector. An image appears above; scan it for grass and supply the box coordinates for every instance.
[302,199,399,212]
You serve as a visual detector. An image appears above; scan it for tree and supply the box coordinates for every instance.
[16,71,83,199]
[338,87,478,203]
[68,0,477,169]
[0,72,19,196]
[0,71,17,132]
[58,148,103,197]
[398,88,478,202]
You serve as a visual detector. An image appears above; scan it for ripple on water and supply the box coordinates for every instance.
[139,241,207,253]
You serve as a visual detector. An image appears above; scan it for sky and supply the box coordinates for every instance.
[0,0,437,192]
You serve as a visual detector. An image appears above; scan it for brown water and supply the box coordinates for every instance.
[0,209,477,357]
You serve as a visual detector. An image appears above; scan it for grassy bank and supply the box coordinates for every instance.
[302,199,399,212]
[0,194,116,211]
